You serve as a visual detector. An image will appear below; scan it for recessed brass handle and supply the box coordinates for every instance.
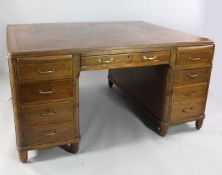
[43,131,57,136]
[143,55,159,62]
[39,89,55,95]
[184,91,197,96]
[182,107,193,113]
[187,73,199,78]
[189,56,201,61]
[38,67,55,74]
[97,57,114,64]
[40,110,56,116]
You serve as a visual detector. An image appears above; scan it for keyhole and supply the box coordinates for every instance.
[127,55,132,62]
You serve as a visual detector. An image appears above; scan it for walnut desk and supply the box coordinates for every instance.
[7,21,214,162]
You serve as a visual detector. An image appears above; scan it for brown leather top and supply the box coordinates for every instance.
[7,21,213,56]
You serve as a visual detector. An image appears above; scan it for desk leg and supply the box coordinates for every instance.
[73,55,81,152]
[160,63,174,137]
[196,115,205,129]
[160,122,169,137]
[108,79,114,88]
[18,150,28,163]
[70,143,79,153]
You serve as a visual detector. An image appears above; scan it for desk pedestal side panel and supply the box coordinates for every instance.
[108,65,168,124]
[8,55,81,163]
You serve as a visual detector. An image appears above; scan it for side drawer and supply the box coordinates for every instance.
[176,45,213,66]
[174,66,211,86]
[173,83,208,103]
[170,100,205,122]
[21,101,74,126]
[19,79,73,104]
[81,50,170,70]
[18,61,73,82]
[170,101,205,122]
[23,121,75,146]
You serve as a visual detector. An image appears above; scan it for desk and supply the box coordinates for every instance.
[7,21,214,163]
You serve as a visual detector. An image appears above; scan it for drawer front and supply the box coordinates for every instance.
[18,61,73,82]
[176,45,213,66]
[174,66,211,86]
[170,101,205,122]
[81,54,127,70]
[81,50,170,70]
[21,101,74,126]
[173,83,208,103]
[19,79,73,104]
[24,121,74,146]
[134,50,170,66]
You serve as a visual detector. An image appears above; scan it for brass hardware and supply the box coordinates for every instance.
[43,131,57,136]
[97,57,114,64]
[38,67,55,74]
[143,55,159,62]
[189,56,201,61]
[182,108,193,113]
[184,91,197,96]
[187,73,199,78]
[40,110,56,116]
[39,89,55,95]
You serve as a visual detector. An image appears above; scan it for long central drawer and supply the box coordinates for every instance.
[81,50,171,70]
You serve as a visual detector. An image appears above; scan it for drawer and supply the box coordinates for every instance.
[173,83,208,103]
[133,50,170,66]
[23,121,75,146]
[174,66,211,86]
[21,101,74,126]
[81,50,170,70]
[170,100,205,122]
[176,45,213,66]
[19,79,73,104]
[18,61,73,82]
[81,54,130,70]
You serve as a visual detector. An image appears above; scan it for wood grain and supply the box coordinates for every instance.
[176,45,213,67]
[173,83,208,103]
[174,66,211,86]
[23,121,74,146]
[21,101,74,126]
[170,100,205,122]
[108,65,168,120]
[18,61,73,82]
[19,79,73,104]
[7,22,213,56]
[81,50,170,71]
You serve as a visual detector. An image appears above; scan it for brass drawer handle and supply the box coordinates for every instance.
[182,107,193,113]
[40,110,57,116]
[97,57,114,64]
[43,131,57,136]
[39,89,55,95]
[187,73,199,78]
[143,55,159,62]
[38,67,55,74]
[189,56,201,61]
[184,91,197,96]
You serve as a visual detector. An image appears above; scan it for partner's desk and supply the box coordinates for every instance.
[7,21,214,162]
